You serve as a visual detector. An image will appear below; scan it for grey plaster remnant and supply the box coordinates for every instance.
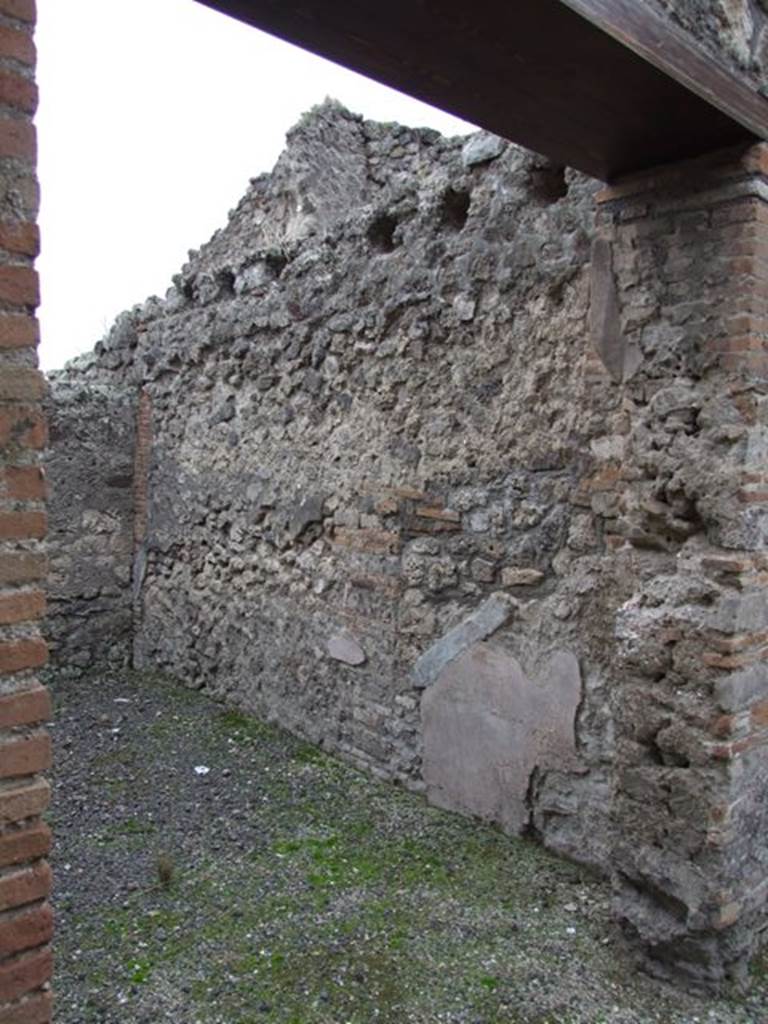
[411,592,517,689]
[589,236,642,383]
[421,643,582,834]
[327,631,367,666]
[461,132,507,168]
[715,663,768,712]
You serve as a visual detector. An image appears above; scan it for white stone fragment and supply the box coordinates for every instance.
[327,631,367,666]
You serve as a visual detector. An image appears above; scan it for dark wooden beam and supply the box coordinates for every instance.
[194,0,768,181]
[561,0,768,142]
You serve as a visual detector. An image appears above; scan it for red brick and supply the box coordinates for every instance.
[738,489,768,504]
[0,25,34,67]
[0,733,50,778]
[0,118,35,162]
[0,314,37,350]
[0,0,34,23]
[0,591,45,627]
[0,406,46,449]
[333,527,401,554]
[0,989,51,1024]
[0,638,46,675]
[0,903,51,958]
[711,713,737,739]
[738,352,768,374]
[0,553,45,585]
[0,687,49,728]
[0,268,37,309]
[2,467,44,501]
[0,70,35,116]
[0,222,37,258]
[708,335,763,355]
[705,629,768,653]
[0,779,49,826]
[750,698,768,729]
[702,648,762,670]
[0,823,49,868]
[0,946,51,1005]
[0,862,50,913]
[0,511,45,540]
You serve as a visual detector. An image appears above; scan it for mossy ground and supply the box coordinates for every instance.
[49,670,768,1024]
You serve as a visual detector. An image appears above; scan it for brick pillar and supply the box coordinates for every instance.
[594,144,768,989]
[0,2,53,1021]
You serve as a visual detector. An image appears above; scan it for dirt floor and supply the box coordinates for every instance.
[48,668,768,1024]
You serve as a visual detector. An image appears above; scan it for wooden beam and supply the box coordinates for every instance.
[194,0,765,181]
[561,0,768,141]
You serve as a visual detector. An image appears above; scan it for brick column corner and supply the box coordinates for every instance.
[593,142,768,990]
[0,1,53,1021]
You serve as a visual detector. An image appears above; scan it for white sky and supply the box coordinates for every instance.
[36,0,475,371]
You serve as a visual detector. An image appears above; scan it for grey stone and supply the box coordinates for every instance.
[589,237,642,383]
[714,663,768,713]
[411,593,518,689]
[327,631,367,666]
[461,132,507,168]
[421,644,582,834]
[288,493,325,541]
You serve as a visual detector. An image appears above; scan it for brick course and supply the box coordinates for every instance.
[0,592,44,627]
[0,688,49,729]
[0,905,52,959]
[0,780,49,826]
[0,641,46,676]
[0,3,50,1018]
[0,825,50,871]
[1,468,44,503]
[0,26,34,68]
[0,947,51,1006]
[0,2,35,25]
[0,864,51,914]
[0,318,37,352]
[0,735,50,780]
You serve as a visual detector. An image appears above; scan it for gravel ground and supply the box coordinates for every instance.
[48,668,768,1024]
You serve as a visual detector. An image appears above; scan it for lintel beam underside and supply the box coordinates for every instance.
[195,0,768,181]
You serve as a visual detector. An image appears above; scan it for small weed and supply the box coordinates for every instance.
[129,958,152,984]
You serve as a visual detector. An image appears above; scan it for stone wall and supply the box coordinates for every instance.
[0,1,54,1021]
[49,103,768,989]
[55,102,611,855]
[43,380,135,672]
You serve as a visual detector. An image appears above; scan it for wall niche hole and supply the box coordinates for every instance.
[439,187,471,231]
[216,268,236,295]
[367,213,399,253]
[265,250,288,279]
[529,164,568,204]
